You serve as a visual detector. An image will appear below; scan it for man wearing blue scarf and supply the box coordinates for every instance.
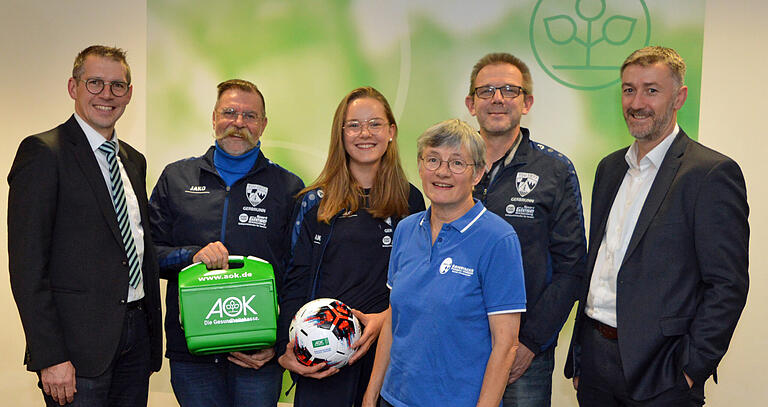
[149,79,304,407]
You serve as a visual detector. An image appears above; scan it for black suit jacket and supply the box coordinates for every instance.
[7,115,162,377]
[565,129,749,400]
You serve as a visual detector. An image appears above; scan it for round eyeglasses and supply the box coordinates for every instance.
[473,84,526,99]
[343,119,388,136]
[420,156,476,174]
[80,78,130,97]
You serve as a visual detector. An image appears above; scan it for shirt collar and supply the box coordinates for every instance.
[418,199,487,233]
[625,123,679,170]
[501,129,524,167]
[74,112,118,152]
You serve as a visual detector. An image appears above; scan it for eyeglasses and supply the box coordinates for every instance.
[218,108,262,123]
[473,84,526,99]
[343,119,388,136]
[420,156,476,174]
[80,78,130,97]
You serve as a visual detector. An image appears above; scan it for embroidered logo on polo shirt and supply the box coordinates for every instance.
[439,258,452,274]
[439,257,475,277]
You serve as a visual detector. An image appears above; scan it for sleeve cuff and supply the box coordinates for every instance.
[518,334,543,356]
[486,303,526,315]
[684,351,718,385]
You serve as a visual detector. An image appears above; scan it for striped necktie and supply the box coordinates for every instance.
[98,140,141,288]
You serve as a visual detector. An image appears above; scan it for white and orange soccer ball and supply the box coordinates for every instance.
[288,298,362,368]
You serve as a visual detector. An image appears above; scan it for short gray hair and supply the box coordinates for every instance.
[216,79,266,115]
[621,46,686,87]
[417,119,486,176]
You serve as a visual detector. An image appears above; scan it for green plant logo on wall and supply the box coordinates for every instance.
[530,0,651,90]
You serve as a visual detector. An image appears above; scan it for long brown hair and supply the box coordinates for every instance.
[300,87,410,223]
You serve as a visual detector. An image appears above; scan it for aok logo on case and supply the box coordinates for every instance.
[205,295,258,320]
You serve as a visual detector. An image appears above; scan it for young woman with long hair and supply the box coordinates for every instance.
[277,87,425,407]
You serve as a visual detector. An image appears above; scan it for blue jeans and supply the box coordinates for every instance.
[502,346,555,407]
[170,359,283,407]
[39,304,151,407]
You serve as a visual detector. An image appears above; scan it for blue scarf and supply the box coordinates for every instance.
[213,141,260,187]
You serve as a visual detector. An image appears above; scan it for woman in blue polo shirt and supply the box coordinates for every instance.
[363,119,527,407]
[277,87,425,407]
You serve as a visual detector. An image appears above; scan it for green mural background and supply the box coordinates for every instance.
[148,0,704,401]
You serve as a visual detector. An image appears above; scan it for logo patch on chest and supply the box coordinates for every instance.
[237,213,268,228]
[438,257,474,277]
[185,185,209,194]
[439,258,453,274]
[516,172,539,197]
[505,205,535,219]
[246,183,268,206]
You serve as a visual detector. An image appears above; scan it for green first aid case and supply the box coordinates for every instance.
[178,256,278,355]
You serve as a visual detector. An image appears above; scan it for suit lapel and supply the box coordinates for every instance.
[64,116,125,246]
[620,131,689,267]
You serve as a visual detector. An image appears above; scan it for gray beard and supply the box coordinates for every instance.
[626,105,675,142]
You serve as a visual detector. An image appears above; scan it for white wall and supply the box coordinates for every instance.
[0,0,765,405]
[0,1,174,405]
[550,1,768,404]
[697,0,768,405]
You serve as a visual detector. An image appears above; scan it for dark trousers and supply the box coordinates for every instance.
[293,341,377,407]
[169,359,282,407]
[40,303,151,407]
[576,318,705,407]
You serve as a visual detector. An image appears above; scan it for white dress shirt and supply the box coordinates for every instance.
[75,113,145,301]
[585,124,679,327]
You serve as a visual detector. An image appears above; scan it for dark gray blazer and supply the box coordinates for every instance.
[8,115,162,376]
[565,129,749,400]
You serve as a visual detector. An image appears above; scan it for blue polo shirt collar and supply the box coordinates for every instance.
[418,199,487,233]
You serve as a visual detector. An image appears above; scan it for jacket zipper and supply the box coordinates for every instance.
[220,185,230,243]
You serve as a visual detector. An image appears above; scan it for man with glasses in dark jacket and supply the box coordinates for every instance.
[465,52,587,407]
[149,79,304,407]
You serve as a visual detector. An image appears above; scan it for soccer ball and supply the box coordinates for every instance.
[288,298,362,368]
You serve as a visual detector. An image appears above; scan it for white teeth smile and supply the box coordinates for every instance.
[94,105,114,111]
[433,183,452,188]
[357,144,375,149]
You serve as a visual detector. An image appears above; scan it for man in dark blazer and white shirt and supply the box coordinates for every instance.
[7,45,162,406]
[565,46,749,406]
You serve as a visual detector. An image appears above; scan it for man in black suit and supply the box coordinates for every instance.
[565,46,749,406]
[8,45,162,406]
